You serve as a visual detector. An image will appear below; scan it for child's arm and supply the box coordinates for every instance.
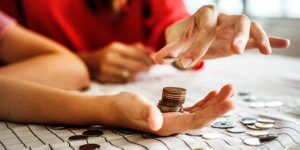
[0,24,90,90]
[0,75,234,136]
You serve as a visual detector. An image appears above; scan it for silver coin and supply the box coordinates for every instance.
[243,95,257,101]
[250,102,266,108]
[185,130,204,136]
[246,131,269,137]
[238,91,251,96]
[244,138,261,146]
[265,101,283,107]
[202,133,221,140]
[257,118,275,124]
[211,121,235,129]
[240,117,257,125]
[227,127,246,133]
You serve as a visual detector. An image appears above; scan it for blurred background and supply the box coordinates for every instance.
[184,0,300,58]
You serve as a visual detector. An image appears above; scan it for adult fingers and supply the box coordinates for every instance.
[111,42,153,65]
[245,37,290,49]
[231,15,251,54]
[179,5,219,68]
[250,22,271,54]
[111,53,151,72]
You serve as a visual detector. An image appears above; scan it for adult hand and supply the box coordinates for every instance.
[154,5,290,68]
[80,42,154,83]
[111,84,234,136]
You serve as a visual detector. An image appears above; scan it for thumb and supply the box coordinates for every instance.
[154,42,185,65]
[146,105,163,131]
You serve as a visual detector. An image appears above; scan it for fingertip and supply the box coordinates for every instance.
[231,39,244,55]
[217,84,235,101]
[147,105,163,131]
[259,41,272,55]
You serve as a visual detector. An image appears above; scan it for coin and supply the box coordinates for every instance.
[243,95,257,101]
[82,130,103,137]
[247,124,264,130]
[238,91,251,96]
[202,133,221,140]
[227,127,246,133]
[68,135,88,141]
[194,148,215,150]
[244,138,261,146]
[257,118,275,124]
[186,130,204,136]
[240,117,257,125]
[246,131,269,137]
[79,144,100,150]
[51,124,66,130]
[163,57,179,62]
[265,101,283,107]
[255,123,274,129]
[211,121,235,129]
[258,133,278,141]
[250,102,266,108]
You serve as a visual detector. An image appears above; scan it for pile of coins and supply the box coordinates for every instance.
[157,87,186,113]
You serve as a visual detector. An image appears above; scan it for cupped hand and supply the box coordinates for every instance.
[111,84,235,136]
[81,42,154,83]
[154,5,290,68]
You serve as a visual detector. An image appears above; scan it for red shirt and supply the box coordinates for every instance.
[0,0,190,53]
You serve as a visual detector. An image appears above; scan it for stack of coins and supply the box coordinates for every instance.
[157,87,186,113]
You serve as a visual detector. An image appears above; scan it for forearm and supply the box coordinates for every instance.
[0,53,90,90]
[0,76,115,125]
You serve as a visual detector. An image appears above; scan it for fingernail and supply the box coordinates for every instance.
[181,57,193,68]
[235,39,245,52]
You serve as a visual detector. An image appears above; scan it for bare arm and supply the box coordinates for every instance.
[0,24,90,90]
[0,76,113,125]
[0,75,234,136]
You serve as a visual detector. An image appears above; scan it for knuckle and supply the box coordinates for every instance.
[202,5,217,11]
[238,14,250,22]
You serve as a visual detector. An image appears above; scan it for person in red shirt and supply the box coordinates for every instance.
[0,10,235,136]
[0,0,290,84]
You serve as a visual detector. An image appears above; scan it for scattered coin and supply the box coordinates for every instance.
[238,91,251,96]
[265,101,283,107]
[202,133,221,140]
[258,133,278,141]
[82,130,103,137]
[257,118,275,124]
[211,121,235,129]
[51,125,66,130]
[240,117,257,125]
[247,124,264,130]
[194,148,215,150]
[68,135,88,141]
[243,95,257,101]
[164,57,179,62]
[246,131,269,137]
[255,123,274,129]
[250,102,266,108]
[244,138,261,146]
[157,87,186,113]
[79,144,100,150]
[222,111,234,117]
[186,130,204,136]
[227,127,246,133]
